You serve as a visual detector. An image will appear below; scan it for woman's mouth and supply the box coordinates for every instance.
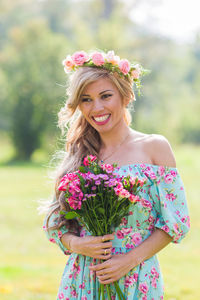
[92,114,111,125]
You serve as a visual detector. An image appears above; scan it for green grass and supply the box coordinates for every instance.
[0,143,199,299]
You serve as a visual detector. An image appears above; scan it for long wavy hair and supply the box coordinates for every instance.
[45,66,135,233]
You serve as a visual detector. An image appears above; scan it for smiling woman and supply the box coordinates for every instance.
[42,50,190,299]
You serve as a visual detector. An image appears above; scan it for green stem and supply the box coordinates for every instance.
[106,284,112,300]
[114,281,126,300]
[101,283,105,300]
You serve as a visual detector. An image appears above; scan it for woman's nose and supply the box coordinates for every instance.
[92,98,104,111]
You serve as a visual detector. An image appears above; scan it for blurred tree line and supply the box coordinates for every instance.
[0,0,200,160]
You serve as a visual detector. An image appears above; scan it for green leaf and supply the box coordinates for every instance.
[79,166,86,173]
[97,207,105,214]
[64,211,79,219]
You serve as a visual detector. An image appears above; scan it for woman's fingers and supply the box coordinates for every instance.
[100,233,115,242]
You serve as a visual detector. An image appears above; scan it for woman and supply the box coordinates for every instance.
[43,50,190,299]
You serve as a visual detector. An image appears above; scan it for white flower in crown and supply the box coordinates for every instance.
[105,50,120,65]
[131,64,142,79]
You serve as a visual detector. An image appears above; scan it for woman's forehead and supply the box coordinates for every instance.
[82,78,117,95]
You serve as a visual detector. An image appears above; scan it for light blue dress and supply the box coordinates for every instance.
[43,163,190,300]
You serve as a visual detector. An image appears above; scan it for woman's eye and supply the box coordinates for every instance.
[102,94,112,99]
[81,98,91,102]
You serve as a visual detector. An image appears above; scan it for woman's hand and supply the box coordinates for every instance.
[89,253,136,284]
[65,233,115,260]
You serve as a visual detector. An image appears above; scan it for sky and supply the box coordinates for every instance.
[130,0,200,43]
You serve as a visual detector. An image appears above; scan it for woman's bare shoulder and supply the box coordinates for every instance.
[145,134,176,167]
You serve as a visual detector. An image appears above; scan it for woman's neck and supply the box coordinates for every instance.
[99,124,131,151]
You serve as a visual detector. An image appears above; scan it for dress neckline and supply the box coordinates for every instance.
[117,162,177,170]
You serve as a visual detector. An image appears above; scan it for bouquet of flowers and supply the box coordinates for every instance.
[58,155,146,300]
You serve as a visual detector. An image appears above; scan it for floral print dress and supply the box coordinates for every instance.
[43,163,190,300]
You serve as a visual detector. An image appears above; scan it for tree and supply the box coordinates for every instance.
[0,19,70,160]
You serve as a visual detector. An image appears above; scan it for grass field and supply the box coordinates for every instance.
[0,143,199,300]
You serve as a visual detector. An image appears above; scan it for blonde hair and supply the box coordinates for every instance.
[45,66,135,231]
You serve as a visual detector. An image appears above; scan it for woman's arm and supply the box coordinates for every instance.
[89,228,172,284]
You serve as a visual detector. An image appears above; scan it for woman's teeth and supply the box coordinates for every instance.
[93,115,110,122]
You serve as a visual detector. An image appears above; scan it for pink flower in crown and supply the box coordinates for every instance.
[131,64,141,79]
[71,51,90,66]
[83,155,97,166]
[91,51,105,66]
[62,55,75,72]
[105,50,120,65]
[138,282,149,294]
[119,59,130,75]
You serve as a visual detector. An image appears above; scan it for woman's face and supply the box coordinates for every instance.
[79,77,128,134]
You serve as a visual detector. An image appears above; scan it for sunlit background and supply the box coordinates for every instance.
[0,0,199,299]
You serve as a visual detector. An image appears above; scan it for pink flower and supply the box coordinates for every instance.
[119,189,130,198]
[166,193,176,201]
[170,170,177,177]
[79,282,85,289]
[119,59,130,75]
[68,196,82,210]
[58,231,62,239]
[91,52,105,66]
[83,155,97,166]
[71,289,78,297]
[141,198,152,209]
[101,163,114,173]
[121,227,132,235]
[162,225,170,233]
[116,230,124,239]
[142,296,147,300]
[158,166,165,176]
[105,50,120,65]
[151,278,157,288]
[49,238,56,243]
[58,292,64,299]
[164,174,174,184]
[120,217,128,226]
[129,194,140,203]
[71,51,89,66]
[62,55,75,72]
[138,282,149,294]
[131,232,142,245]
[124,274,137,288]
[81,297,87,300]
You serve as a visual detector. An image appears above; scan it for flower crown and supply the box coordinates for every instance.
[62,50,149,95]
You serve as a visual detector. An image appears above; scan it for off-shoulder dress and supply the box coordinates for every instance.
[43,163,190,300]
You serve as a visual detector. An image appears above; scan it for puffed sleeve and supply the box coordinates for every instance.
[152,166,190,243]
[43,208,73,255]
